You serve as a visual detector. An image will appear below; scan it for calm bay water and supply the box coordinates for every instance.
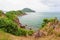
[18,12,60,30]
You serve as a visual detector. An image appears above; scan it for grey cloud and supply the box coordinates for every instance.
[41,0,60,12]
[41,0,60,7]
[0,0,60,12]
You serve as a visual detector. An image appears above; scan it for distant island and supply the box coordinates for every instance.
[22,8,35,12]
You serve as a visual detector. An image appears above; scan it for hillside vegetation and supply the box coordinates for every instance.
[36,17,60,40]
[0,10,60,40]
[0,10,34,40]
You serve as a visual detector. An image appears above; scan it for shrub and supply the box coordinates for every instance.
[0,10,34,36]
[16,28,34,36]
[0,17,18,35]
[16,28,27,36]
[0,17,34,36]
[27,30,34,36]
[40,18,58,29]
[43,18,49,23]
[5,12,17,20]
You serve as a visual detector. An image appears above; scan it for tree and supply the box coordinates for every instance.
[43,18,49,24]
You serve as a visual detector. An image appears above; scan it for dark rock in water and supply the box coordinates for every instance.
[20,25,26,28]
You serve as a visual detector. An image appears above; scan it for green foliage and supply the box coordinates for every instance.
[27,30,34,36]
[40,17,58,29]
[0,17,18,35]
[16,28,27,36]
[16,28,34,36]
[6,10,25,16]
[0,10,34,36]
[43,18,49,23]
[6,11,17,20]
[0,17,34,36]
[40,18,49,29]
[16,10,25,15]
[49,18,54,22]
[5,10,25,20]
[40,23,45,29]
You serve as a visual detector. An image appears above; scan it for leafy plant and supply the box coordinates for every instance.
[0,17,18,35]
[27,30,34,36]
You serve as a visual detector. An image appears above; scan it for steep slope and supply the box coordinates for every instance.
[0,30,12,40]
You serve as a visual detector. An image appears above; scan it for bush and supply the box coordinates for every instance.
[43,18,49,23]
[0,10,34,36]
[27,30,34,36]
[16,28,27,36]
[0,17,34,36]
[40,18,58,29]
[5,12,17,20]
[16,28,34,36]
[0,17,18,35]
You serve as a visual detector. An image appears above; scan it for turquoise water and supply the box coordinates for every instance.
[19,12,60,30]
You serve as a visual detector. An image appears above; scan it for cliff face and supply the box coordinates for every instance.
[13,17,25,28]
[5,10,26,28]
[33,18,60,38]
[45,19,60,36]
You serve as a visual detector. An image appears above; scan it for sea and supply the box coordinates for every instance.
[18,12,60,30]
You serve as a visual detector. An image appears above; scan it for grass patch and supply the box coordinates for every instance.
[0,29,11,40]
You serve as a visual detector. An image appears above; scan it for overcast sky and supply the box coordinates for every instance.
[0,0,60,12]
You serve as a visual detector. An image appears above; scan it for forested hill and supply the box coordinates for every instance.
[22,8,35,12]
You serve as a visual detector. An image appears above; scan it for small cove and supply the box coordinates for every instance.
[18,12,60,30]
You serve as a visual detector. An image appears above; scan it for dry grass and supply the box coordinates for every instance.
[8,35,60,40]
[0,30,60,40]
[0,21,60,40]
